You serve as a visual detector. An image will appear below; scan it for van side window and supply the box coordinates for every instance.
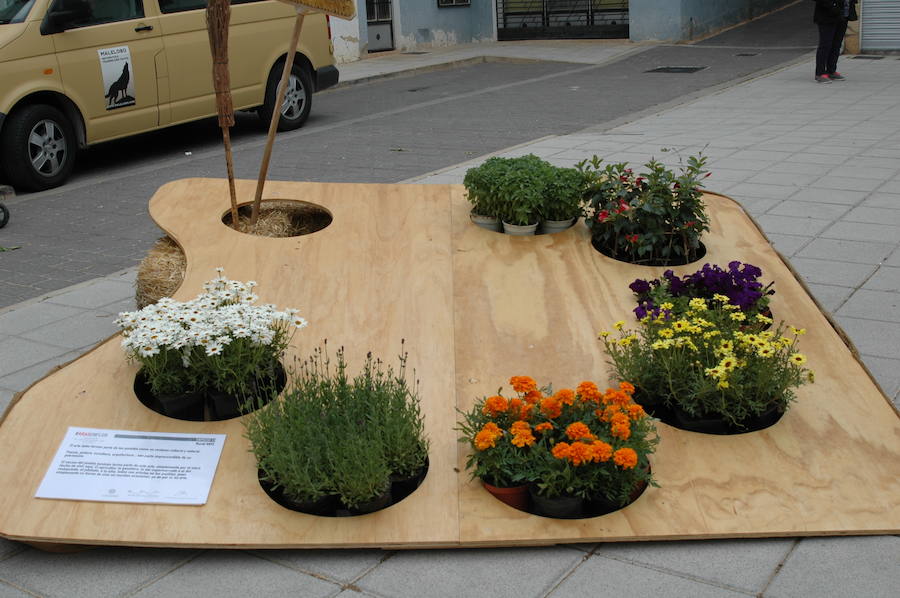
[158,0,264,14]
[52,0,144,28]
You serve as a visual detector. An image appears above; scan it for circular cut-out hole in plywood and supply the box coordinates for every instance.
[222,200,332,238]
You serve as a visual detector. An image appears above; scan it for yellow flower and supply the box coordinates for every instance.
[719,357,737,371]
[719,340,734,352]
[651,340,672,350]
[660,302,674,310]
[705,367,724,379]
[613,320,626,331]
[730,312,746,321]
[598,330,610,338]
[717,379,730,389]
[808,370,815,383]
[712,293,730,303]
[723,304,741,311]
[790,326,807,336]
[689,298,708,311]
[702,330,721,339]
[618,335,638,347]
[757,346,774,358]
[755,313,773,324]
[672,320,689,332]
[791,353,807,365]
[658,328,674,338]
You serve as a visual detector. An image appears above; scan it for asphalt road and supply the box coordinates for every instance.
[0,2,818,308]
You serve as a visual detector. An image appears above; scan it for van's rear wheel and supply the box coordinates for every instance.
[258,62,312,132]
[0,104,76,191]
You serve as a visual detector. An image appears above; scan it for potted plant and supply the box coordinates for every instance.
[577,154,711,265]
[600,294,814,433]
[464,155,551,236]
[116,268,305,420]
[458,376,658,517]
[463,158,503,231]
[541,166,585,234]
[244,345,430,516]
[629,261,775,321]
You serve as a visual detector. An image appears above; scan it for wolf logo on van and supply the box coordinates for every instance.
[98,46,135,109]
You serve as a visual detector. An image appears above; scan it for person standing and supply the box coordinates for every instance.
[814,0,859,83]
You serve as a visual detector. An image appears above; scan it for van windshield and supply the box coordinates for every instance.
[0,0,35,24]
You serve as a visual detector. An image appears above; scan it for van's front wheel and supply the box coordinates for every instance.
[258,62,313,132]
[0,104,76,192]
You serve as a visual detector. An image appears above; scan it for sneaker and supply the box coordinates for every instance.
[815,74,832,84]
[828,72,846,80]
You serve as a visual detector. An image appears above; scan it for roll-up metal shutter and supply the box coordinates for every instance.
[862,0,900,51]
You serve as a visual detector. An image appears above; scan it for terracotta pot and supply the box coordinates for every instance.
[482,480,529,511]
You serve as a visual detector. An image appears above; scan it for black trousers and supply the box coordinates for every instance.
[816,20,849,76]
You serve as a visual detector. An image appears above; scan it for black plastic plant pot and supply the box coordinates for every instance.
[389,458,429,503]
[133,370,205,421]
[343,489,393,516]
[206,361,287,421]
[671,403,784,435]
[528,486,584,519]
[591,236,707,267]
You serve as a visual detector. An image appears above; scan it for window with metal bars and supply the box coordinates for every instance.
[366,0,392,23]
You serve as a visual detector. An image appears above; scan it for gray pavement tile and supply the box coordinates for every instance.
[797,238,894,265]
[788,188,868,205]
[0,350,84,393]
[821,221,900,244]
[0,388,15,415]
[550,553,747,598]
[766,161,832,176]
[257,549,387,583]
[746,172,819,187]
[728,197,779,216]
[765,537,900,598]
[356,548,584,598]
[833,316,900,359]
[828,165,899,181]
[0,338,72,378]
[0,303,84,337]
[0,582,31,598]
[836,289,900,323]
[858,354,900,400]
[864,266,900,292]
[787,257,877,288]
[845,206,900,226]
[782,152,847,166]
[766,201,851,221]
[43,280,135,310]
[861,192,900,209]
[886,246,900,268]
[754,215,832,238]
[0,540,24,561]
[809,175,884,193]
[19,313,117,351]
[764,233,813,257]
[132,551,340,598]
[721,183,798,201]
[0,547,200,598]
[704,168,754,183]
[804,283,853,314]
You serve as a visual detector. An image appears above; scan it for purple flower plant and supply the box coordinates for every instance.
[630,261,774,319]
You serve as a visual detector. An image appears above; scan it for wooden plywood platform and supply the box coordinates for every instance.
[0,178,897,549]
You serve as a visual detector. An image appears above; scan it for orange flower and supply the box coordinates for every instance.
[534,422,553,433]
[524,389,543,404]
[510,426,536,447]
[565,421,596,441]
[482,395,508,417]
[611,422,631,441]
[510,420,530,433]
[554,388,576,405]
[552,441,571,460]
[576,381,602,403]
[613,447,638,469]
[610,412,630,427]
[597,404,621,422]
[474,422,503,450]
[540,396,562,419]
[519,402,535,420]
[590,440,613,462]
[568,441,593,466]
[510,376,538,393]
[627,403,646,420]
[618,381,635,395]
[609,390,632,407]
[509,397,523,414]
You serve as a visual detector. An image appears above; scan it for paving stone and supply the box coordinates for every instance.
[0,582,31,598]
[754,214,832,237]
[766,201,851,221]
[594,539,792,595]
[0,539,24,561]
[861,192,900,209]
[787,187,867,205]
[797,238,894,265]
[0,350,85,394]
[0,338,71,378]
[766,161,832,176]
[858,354,900,399]
[43,280,135,310]
[863,266,900,292]
[764,233,812,257]
[550,553,747,597]
[133,551,339,598]
[0,547,200,598]
[782,152,847,166]
[356,548,584,598]
[0,388,15,415]
[787,257,877,288]
[0,302,84,337]
[258,549,387,583]
[845,206,900,226]
[821,221,900,244]
[19,312,117,350]
[886,246,900,268]
[804,283,854,313]
[836,289,900,323]
[765,537,900,598]
[833,316,900,359]
[722,183,798,201]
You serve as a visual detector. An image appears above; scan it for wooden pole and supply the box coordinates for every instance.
[251,8,305,225]
[206,0,240,230]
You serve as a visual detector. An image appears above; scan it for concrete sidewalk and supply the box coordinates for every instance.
[1,42,899,598]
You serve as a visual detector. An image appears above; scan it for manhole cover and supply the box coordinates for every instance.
[852,55,884,60]
[735,52,759,57]
[646,66,707,73]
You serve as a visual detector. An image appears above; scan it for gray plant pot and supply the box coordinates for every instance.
[470,212,501,232]
[540,217,576,234]
[502,221,539,236]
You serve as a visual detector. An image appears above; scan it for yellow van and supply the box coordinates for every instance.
[0,0,338,191]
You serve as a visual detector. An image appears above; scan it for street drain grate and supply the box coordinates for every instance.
[402,51,430,55]
[852,55,884,59]
[646,66,707,73]
[735,52,759,57]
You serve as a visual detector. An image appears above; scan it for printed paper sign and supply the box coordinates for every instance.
[36,427,226,505]
[98,46,135,110]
